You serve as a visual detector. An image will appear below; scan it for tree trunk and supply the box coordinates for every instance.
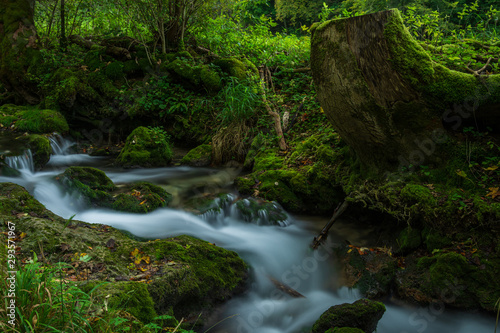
[0,0,40,104]
[310,9,500,172]
[60,0,66,49]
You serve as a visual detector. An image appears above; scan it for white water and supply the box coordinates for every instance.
[0,135,495,333]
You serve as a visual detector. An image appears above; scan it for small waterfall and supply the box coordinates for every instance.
[49,134,74,155]
[5,149,35,173]
[200,194,291,227]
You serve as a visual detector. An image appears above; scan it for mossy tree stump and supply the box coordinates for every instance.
[311,9,500,172]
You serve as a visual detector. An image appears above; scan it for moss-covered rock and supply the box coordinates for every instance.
[180,144,212,167]
[116,126,173,167]
[0,104,69,134]
[0,184,248,326]
[234,198,289,226]
[237,134,345,215]
[26,134,51,169]
[214,58,250,80]
[325,328,365,333]
[57,166,116,206]
[165,58,200,88]
[112,182,172,213]
[0,161,21,177]
[104,61,124,80]
[417,252,499,310]
[199,65,221,93]
[56,167,172,213]
[0,182,46,216]
[147,235,248,319]
[336,244,397,299]
[312,299,385,333]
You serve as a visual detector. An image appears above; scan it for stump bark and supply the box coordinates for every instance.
[311,9,500,172]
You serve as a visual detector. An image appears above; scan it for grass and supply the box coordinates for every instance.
[0,254,97,332]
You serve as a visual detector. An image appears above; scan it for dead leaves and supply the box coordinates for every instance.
[486,187,499,200]
[347,245,393,256]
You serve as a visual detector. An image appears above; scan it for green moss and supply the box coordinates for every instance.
[0,104,69,134]
[82,281,157,324]
[87,71,118,98]
[123,60,142,76]
[199,66,221,93]
[235,177,255,195]
[235,198,288,226]
[104,61,124,80]
[417,252,500,310]
[16,109,69,133]
[0,187,247,327]
[112,182,172,213]
[165,59,200,88]
[83,50,105,71]
[241,58,259,76]
[180,144,212,167]
[383,10,500,111]
[312,299,385,333]
[396,226,422,254]
[253,150,284,170]
[257,170,305,212]
[400,184,436,205]
[116,127,173,167]
[326,328,365,333]
[0,183,47,216]
[214,58,248,80]
[422,228,452,252]
[0,162,21,177]
[57,166,116,206]
[146,235,248,317]
[26,135,51,169]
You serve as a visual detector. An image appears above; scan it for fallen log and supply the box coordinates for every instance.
[68,35,132,60]
[310,9,500,172]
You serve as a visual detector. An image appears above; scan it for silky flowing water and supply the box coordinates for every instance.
[1,134,495,333]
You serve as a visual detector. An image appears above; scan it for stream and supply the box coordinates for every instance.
[1,134,496,333]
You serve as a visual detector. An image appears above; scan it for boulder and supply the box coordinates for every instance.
[312,299,386,333]
[116,126,173,167]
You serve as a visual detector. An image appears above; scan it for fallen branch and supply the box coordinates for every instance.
[311,201,349,250]
[259,68,287,151]
[466,57,493,77]
[268,276,305,298]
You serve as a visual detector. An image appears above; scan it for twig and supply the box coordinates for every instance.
[311,201,349,250]
[466,57,493,77]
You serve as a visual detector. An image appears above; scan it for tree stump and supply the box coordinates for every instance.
[311,9,500,172]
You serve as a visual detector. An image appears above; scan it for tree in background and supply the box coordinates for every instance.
[0,0,40,104]
[275,0,337,28]
[118,0,213,52]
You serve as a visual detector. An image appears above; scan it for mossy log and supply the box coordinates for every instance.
[311,9,500,172]
[68,34,132,60]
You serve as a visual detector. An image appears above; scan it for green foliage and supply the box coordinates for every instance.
[0,255,95,332]
[218,77,260,125]
[194,14,310,67]
[135,76,191,118]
